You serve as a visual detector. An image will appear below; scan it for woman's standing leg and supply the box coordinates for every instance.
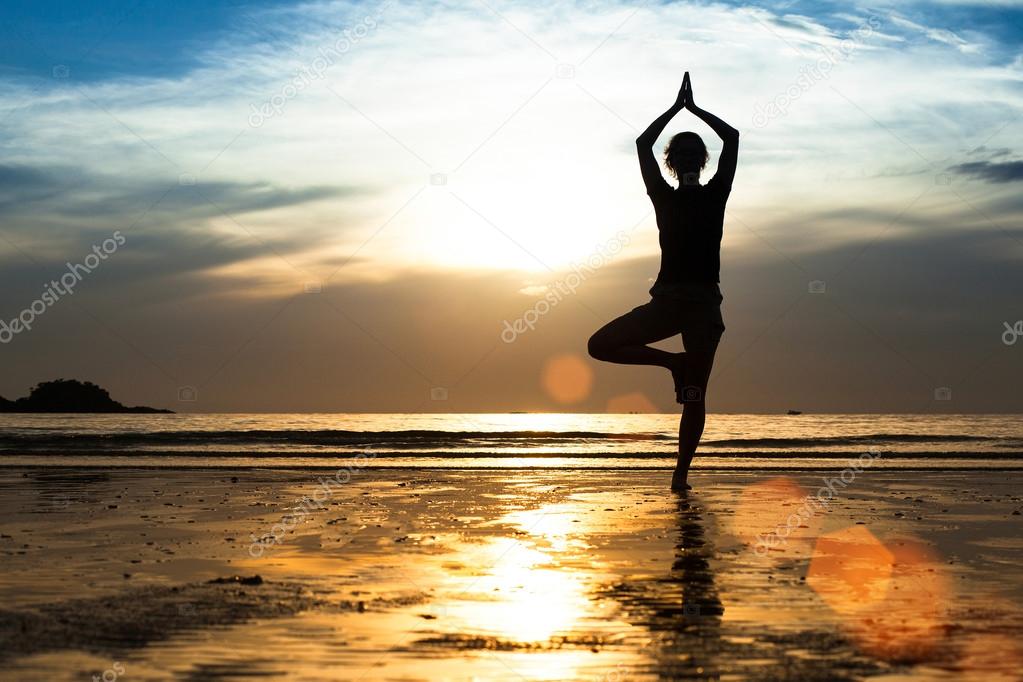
[673,298,724,491]
[673,344,718,491]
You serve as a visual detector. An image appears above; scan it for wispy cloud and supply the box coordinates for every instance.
[949,159,1023,183]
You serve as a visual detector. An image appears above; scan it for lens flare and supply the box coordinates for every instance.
[541,353,593,404]
[808,528,952,663]
[806,525,895,615]
[605,391,658,413]
[730,476,825,559]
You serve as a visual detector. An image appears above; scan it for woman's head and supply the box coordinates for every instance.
[664,132,709,180]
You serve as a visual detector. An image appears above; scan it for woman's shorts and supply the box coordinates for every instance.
[637,282,725,352]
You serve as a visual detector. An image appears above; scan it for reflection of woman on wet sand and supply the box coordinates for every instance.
[610,498,725,677]
[588,72,738,492]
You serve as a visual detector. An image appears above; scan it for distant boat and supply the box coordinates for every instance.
[786,409,803,415]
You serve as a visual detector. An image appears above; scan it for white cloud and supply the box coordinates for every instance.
[887,13,982,53]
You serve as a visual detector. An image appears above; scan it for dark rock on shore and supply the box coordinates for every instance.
[0,379,172,413]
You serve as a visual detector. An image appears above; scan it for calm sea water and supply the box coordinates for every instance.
[0,413,1020,469]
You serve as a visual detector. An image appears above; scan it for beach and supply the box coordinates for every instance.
[2,466,1021,681]
[4,1,1020,679]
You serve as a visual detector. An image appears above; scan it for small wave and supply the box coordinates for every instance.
[0,429,674,451]
[1,430,1019,458]
[3,449,1023,459]
[702,433,1009,448]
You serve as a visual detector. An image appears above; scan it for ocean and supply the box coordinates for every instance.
[1,413,1020,469]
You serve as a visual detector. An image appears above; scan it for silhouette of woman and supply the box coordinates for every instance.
[588,72,738,492]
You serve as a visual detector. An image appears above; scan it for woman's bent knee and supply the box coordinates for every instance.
[588,328,621,360]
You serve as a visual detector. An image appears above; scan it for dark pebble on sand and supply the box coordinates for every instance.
[208,575,263,586]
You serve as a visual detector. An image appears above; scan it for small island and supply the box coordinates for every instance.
[0,379,173,413]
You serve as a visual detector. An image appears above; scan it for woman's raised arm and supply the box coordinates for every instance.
[682,73,739,188]
[636,78,687,196]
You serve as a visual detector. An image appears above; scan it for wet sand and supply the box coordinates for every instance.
[0,467,1021,681]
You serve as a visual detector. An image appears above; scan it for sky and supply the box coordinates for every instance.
[0,0,1021,413]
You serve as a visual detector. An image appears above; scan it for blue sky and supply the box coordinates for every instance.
[0,0,296,80]
[2,0,1022,80]
[0,0,1021,412]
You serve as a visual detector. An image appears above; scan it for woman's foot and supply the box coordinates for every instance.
[670,469,692,492]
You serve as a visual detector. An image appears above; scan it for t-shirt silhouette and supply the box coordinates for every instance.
[645,170,731,293]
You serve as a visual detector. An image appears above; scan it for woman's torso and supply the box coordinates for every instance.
[650,179,729,295]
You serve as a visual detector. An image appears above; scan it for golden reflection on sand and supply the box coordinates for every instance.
[416,500,640,680]
[956,631,1023,681]
[455,536,590,642]
[5,468,1022,681]
[451,504,597,643]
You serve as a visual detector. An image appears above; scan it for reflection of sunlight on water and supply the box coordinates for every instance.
[426,499,643,682]
[226,496,632,680]
[448,504,598,644]
[454,537,590,642]
[809,527,952,663]
[501,504,590,553]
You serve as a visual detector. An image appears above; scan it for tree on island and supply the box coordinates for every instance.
[0,379,172,413]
